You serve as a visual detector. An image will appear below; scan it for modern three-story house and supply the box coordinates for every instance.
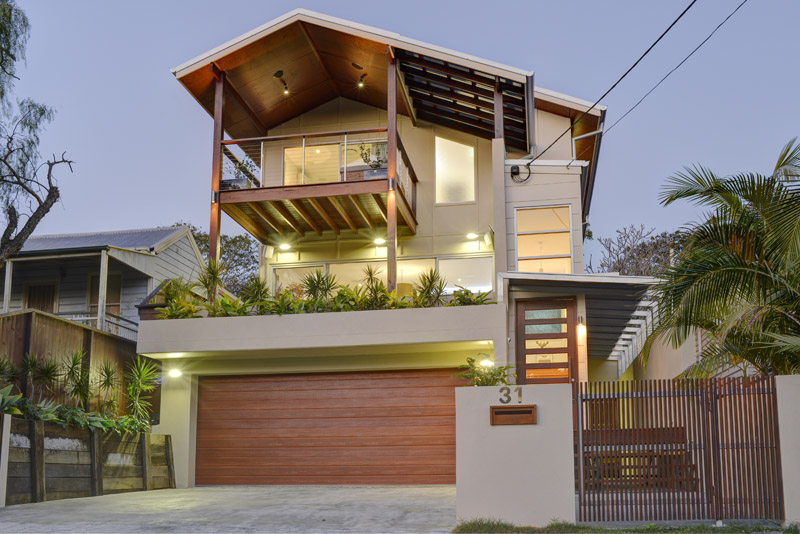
[137,9,681,488]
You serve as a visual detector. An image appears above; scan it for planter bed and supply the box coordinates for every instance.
[4,416,174,505]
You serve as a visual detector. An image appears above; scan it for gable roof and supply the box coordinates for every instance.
[17,227,187,256]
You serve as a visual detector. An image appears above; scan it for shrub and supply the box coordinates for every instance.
[456,356,514,386]
[449,286,494,306]
[0,384,22,415]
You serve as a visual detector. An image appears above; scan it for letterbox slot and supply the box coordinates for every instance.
[490,404,537,425]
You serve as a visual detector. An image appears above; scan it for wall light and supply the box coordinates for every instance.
[279,243,291,250]
[168,369,182,378]
[466,233,479,240]
[374,238,386,245]
[479,358,495,368]
[357,73,367,88]
[577,315,587,344]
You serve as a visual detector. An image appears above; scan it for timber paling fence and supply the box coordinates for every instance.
[575,376,783,522]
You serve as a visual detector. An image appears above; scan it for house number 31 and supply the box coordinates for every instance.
[498,386,522,404]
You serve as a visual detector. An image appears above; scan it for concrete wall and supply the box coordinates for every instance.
[0,413,10,509]
[456,384,575,527]
[630,332,700,380]
[152,373,197,489]
[776,375,800,525]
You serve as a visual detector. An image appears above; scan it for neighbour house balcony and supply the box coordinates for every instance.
[56,311,138,342]
[217,127,418,243]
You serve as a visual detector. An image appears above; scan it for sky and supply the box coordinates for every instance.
[14,0,800,264]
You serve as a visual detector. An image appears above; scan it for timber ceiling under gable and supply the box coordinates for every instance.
[176,20,529,151]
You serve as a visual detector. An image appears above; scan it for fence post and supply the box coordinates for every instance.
[706,379,723,521]
[576,383,585,522]
[0,413,11,508]
[90,429,103,496]
[29,420,45,503]
[140,433,152,491]
[165,435,176,489]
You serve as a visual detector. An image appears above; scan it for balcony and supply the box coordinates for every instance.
[217,128,418,242]
[56,311,138,341]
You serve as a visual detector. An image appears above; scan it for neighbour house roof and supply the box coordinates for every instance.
[499,272,656,375]
[171,8,604,167]
[17,227,187,256]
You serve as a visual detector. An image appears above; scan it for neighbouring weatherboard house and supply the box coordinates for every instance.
[136,9,698,488]
[1,226,205,340]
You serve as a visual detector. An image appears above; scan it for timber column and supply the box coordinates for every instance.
[209,65,225,264]
[386,48,398,291]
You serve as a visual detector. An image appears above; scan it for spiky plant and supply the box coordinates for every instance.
[240,275,271,314]
[124,356,159,429]
[642,138,800,376]
[0,355,19,391]
[301,269,338,311]
[159,277,196,304]
[34,358,60,403]
[361,265,390,310]
[21,353,40,399]
[197,259,227,302]
[98,360,118,413]
[61,349,86,407]
[412,269,447,308]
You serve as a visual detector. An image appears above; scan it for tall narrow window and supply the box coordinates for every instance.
[516,206,572,274]
[435,137,475,204]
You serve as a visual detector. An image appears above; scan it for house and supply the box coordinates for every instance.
[1,226,205,340]
[137,9,692,488]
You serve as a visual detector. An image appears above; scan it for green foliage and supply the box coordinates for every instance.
[124,356,159,431]
[204,294,251,317]
[456,356,513,386]
[267,288,304,315]
[0,354,18,389]
[155,299,201,319]
[301,269,338,311]
[98,360,118,413]
[240,275,271,314]
[0,384,21,415]
[178,222,259,296]
[412,268,447,308]
[158,277,195,304]
[54,405,105,430]
[198,258,227,301]
[448,286,495,307]
[61,349,90,408]
[361,265,392,310]
[328,286,364,312]
[643,138,800,377]
[17,397,59,423]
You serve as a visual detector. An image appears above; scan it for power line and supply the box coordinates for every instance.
[528,0,698,167]
[604,0,750,135]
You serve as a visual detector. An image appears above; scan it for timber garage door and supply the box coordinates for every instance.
[196,368,462,485]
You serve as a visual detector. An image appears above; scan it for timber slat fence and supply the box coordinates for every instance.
[575,377,783,522]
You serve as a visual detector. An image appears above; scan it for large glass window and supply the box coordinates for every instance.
[283,144,340,185]
[439,256,493,293]
[273,266,321,294]
[435,137,475,204]
[516,206,572,274]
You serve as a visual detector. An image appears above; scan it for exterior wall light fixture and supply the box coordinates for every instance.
[357,73,367,88]
[168,369,182,378]
[279,243,291,250]
[466,233,479,240]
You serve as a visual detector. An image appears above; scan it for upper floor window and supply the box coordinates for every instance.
[516,206,572,274]
[435,137,475,204]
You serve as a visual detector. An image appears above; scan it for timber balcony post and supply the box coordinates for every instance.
[209,64,226,266]
[386,48,398,292]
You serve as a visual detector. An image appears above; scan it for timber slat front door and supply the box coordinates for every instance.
[195,368,461,485]
[515,298,577,384]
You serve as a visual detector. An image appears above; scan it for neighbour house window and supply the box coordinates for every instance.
[89,274,122,316]
[516,206,572,274]
[435,136,475,204]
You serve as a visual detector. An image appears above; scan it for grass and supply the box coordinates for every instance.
[453,519,793,534]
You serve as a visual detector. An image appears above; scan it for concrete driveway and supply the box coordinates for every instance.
[0,485,456,533]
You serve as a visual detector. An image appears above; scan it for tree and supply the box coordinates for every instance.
[588,224,688,276]
[0,1,72,266]
[641,138,800,376]
[176,222,259,296]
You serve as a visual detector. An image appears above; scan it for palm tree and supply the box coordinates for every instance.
[641,138,800,376]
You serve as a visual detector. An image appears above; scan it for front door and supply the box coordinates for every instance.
[515,298,578,384]
[25,283,57,313]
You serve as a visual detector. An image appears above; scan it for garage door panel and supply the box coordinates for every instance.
[196,368,461,485]
[198,386,459,404]
[197,405,455,421]
[196,434,456,449]
[197,474,457,485]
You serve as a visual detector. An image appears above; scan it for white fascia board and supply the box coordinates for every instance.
[172,9,532,83]
[504,159,589,169]
[534,86,607,115]
[499,271,658,287]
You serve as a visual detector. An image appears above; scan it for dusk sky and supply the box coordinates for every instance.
[16,0,798,264]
